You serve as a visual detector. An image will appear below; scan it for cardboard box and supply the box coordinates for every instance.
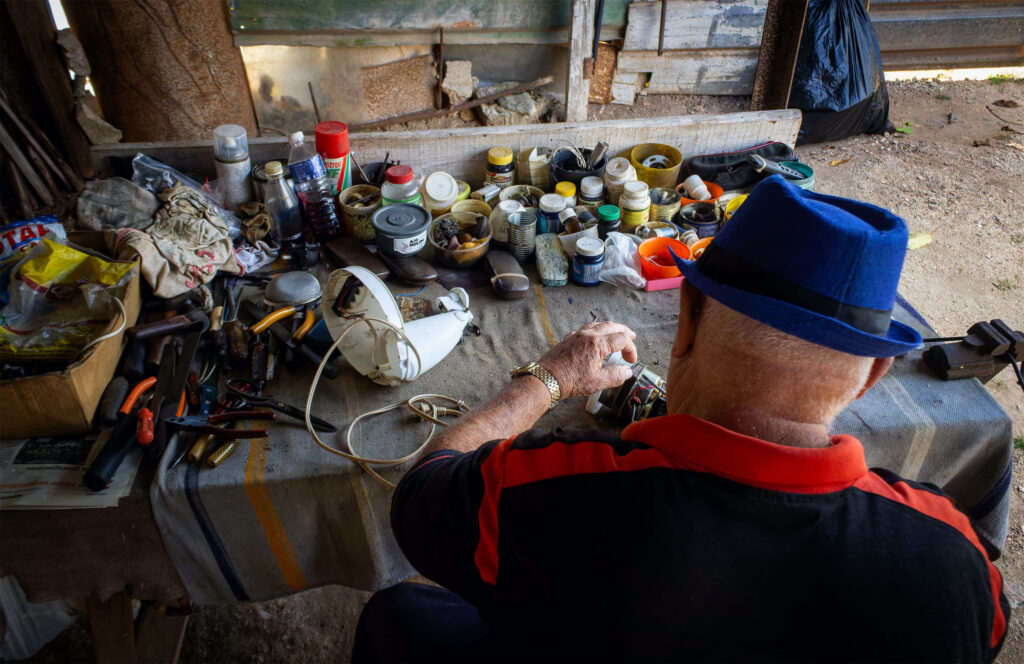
[0,234,141,439]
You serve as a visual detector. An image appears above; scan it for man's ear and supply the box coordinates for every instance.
[672,281,705,358]
[855,357,894,399]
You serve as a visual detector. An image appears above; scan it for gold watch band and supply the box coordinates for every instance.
[512,362,561,409]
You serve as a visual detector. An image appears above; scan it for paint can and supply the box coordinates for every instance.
[371,203,431,256]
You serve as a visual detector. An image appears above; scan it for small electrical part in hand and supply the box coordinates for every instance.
[923,319,1024,395]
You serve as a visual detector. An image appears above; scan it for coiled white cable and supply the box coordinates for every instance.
[304,316,469,488]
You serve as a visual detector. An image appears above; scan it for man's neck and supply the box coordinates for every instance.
[695,404,833,449]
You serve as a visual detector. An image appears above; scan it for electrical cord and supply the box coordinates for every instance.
[77,297,126,358]
[305,316,469,488]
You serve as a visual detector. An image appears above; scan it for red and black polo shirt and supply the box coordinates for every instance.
[392,414,1008,661]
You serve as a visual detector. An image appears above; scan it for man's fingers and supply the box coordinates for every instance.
[579,321,635,339]
[601,330,638,364]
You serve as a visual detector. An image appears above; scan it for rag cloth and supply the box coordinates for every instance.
[105,184,239,298]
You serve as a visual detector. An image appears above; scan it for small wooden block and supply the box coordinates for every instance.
[535,233,569,287]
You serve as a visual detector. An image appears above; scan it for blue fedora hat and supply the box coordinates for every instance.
[670,175,921,357]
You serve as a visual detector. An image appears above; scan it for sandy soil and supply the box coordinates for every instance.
[25,78,1024,663]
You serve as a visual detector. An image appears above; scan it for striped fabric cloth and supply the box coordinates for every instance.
[150,284,1013,604]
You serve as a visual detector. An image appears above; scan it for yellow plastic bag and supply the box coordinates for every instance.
[0,238,135,363]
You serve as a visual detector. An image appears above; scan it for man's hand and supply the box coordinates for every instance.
[539,322,638,399]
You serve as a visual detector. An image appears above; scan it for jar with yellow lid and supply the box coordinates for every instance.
[485,147,515,190]
[555,181,577,208]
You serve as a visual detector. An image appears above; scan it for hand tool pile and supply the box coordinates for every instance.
[82,275,338,492]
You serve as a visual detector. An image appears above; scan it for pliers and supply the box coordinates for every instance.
[164,411,274,439]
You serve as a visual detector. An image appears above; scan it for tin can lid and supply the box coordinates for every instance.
[575,237,605,257]
[580,176,604,197]
[371,204,431,238]
[386,165,414,185]
[539,193,567,212]
[423,171,458,203]
[315,121,349,157]
[597,204,620,222]
[623,180,649,194]
[555,181,576,197]
[487,146,514,166]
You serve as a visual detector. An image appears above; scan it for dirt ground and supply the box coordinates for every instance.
[24,78,1024,663]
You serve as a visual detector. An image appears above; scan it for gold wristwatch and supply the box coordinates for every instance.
[511,362,561,409]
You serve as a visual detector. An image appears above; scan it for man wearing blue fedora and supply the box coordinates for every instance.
[354,176,1008,662]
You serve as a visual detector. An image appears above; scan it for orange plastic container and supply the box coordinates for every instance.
[675,180,724,206]
[639,236,690,279]
[689,236,713,259]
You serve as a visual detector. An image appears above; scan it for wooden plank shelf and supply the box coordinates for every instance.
[90,111,802,184]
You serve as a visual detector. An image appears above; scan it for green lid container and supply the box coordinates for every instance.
[597,204,620,222]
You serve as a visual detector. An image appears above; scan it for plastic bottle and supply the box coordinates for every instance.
[263,161,307,268]
[490,199,524,247]
[539,193,567,234]
[604,157,637,206]
[596,205,621,239]
[555,181,577,208]
[213,124,252,212]
[420,171,459,217]
[315,121,351,196]
[287,131,343,241]
[572,237,605,286]
[381,165,423,206]
[619,180,651,232]
[578,176,605,207]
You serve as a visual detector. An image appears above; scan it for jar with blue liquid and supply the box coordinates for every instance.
[572,237,605,286]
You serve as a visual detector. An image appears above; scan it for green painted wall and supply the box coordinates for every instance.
[230,0,630,33]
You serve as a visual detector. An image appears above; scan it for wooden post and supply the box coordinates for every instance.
[565,0,595,123]
[62,0,257,142]
[4,0,95,178]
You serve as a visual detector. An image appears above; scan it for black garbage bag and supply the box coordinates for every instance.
[789,0,892,144]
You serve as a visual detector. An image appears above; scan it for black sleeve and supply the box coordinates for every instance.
[390,443,500,604]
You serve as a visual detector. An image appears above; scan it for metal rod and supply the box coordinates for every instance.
[308,81,322,124]
[658,0,668,56]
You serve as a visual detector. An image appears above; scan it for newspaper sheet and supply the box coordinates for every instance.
[0,432,141,509]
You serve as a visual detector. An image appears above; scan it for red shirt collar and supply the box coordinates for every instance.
[622,414,868,494]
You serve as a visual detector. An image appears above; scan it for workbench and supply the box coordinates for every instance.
[1,275,1013,607]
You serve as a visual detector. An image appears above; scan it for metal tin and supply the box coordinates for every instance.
[371,203,432,256]
[507,209,538,263]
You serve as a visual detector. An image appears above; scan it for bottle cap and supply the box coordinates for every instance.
[557,208,578,222]
[315,121,349,157]
[213,124,249,161]
[575,237,605,257]
[580,176,604,197]
[623,180,649,195]
[287,131,304,145]
[386,165,413,185]
[497,199,523,214]
[605,157,632,178]
[423,171,458,204]
[597,204,620,222]
[540,193,567,213]
[555,181,576,198]
[487,146,513,166]
[265,161,284,178]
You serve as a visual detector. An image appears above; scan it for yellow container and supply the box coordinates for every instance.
[629,144,683,190]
